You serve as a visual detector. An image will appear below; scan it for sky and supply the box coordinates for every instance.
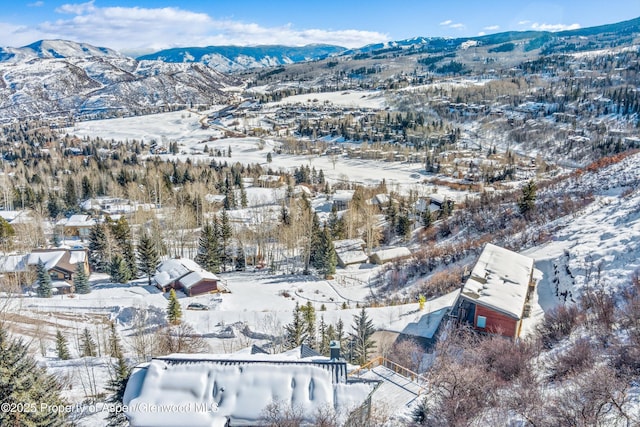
[1,0,639,55]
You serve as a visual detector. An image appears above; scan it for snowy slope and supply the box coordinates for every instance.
[522,152,640,334]
[0,41,240,120]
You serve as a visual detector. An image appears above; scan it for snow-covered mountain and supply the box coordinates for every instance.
[137,44,346,73]
[0,40,240,121]
[0,39,121,63]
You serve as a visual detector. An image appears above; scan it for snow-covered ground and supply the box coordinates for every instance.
[522,152,640,335]
[66,107,472,199]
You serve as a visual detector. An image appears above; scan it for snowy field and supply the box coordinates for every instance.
[66,107,471,199]
[267,89,387,109]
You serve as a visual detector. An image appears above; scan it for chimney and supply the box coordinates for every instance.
[329,340,341,360]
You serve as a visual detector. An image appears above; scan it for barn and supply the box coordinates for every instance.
[454,243,535,339]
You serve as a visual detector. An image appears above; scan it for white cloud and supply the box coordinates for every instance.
[530,22,581,32]
[518,20,530,25]
[56,1,96,15]
[0,3,388,52]
[483,25,500,31]
[27,1,45,7]
[477,31,486,36]
[439,19,464,30]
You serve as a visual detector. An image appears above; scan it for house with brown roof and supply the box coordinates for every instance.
[153,258,227,297]
[27,248,90,293]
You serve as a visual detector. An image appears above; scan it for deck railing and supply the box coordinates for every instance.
[348,356,428,393]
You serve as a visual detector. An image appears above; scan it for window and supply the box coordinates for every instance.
[477,315,487,328]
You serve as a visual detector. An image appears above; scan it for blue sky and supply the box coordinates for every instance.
[1,1,639,54]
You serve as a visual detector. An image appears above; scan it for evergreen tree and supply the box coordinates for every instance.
[195,221,221,273]
[223,176,236,210]
[335,318,345,347]
[219,209,233,271]
[55,330,71,360]
[421,207,432,228]
[63,176,78,211]
[81,175,93,200]
[80,327,97,357]
[284,303,307,349]
[312,225,336,279]
[385,198,398,229]
[88,223,109,272]
[397,214,412,240]
[111,217,137,279]
[0,327,67,426]
[518,179,537,219]
[73,262,90,294]
[36,259,52,298]
[300,301,317,349]
[235,244,246,271]
[240,181,248,208]
[137,232,159,286]
[105,342,130,427]
[321,226,337,279]
[109,254,131,284]
[307,213,322,274]
[328,204,345,239]
[47,192,62,220]
[318,316,330,356]
[108,321,123,358]
[167,289,182,325]
[350,307,376,365]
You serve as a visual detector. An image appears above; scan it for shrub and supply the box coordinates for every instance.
[536,304,583,348]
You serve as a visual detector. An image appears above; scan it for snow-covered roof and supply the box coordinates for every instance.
[58,214,96,227]
[383,290,459,339]
[0,254,28,273]
[204,194,226,204]
[179,270,220,290]
[0,210,31,224]
[81,197,133,213]
[334,239,368,265]
[370,247,412,263]
[68,250,86,264]
[332,190,355,202]
[156,258,201,280]
[414,198,441,213]
[124,356,374,426]
[155,258,220,289]
[459,243,534,320]
[27,251,66,270]
[257,174,281,182]
[370,193,390,205]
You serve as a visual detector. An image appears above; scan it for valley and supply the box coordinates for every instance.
[0,14,640,427]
